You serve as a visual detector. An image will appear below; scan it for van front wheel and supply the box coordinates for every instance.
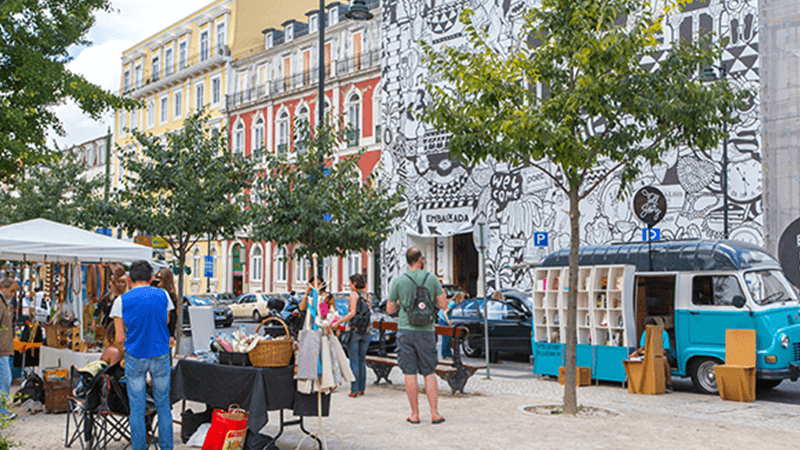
[690,358,721,395]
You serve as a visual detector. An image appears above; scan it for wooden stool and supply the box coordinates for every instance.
[714,329,756,402]
[623,324,665,395]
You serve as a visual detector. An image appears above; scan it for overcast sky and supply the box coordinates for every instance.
[50,0,215,149]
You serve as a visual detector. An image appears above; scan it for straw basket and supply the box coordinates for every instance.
[249,317,293,368]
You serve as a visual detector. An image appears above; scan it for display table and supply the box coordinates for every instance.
[38,346,101,371]
[170,359,330,437]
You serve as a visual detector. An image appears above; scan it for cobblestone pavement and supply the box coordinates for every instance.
[8,358,800,449]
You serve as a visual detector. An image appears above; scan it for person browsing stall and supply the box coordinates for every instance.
[387,248,448,425]
[111,261,174,450]
[0,279,18,419]
[331,273,371,398]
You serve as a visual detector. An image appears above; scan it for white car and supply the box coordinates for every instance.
[229,293,272,322]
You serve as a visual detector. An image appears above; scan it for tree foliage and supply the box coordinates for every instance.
[0,148,110,228]
[422,0,744,413]
[250,119,403,262]
[115,109,254,349]
[0,0,139,181]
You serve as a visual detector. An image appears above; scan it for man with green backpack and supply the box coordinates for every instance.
[387,247,448,425]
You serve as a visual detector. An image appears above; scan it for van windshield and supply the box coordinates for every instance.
[744,270,799,306]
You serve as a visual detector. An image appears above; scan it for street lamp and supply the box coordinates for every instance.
[314,0,373,279]
[703,62,729,239]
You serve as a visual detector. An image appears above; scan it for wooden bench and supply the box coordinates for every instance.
[365,320,486,394]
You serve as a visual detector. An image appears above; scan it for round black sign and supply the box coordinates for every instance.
[778,217,800,287]
[633,186,667,228]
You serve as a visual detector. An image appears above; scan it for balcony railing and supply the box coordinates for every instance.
[225,50,379,112]
[277,143,288,155]
[124,45,230,95]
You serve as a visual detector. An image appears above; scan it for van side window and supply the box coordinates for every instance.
[692,276,743,306]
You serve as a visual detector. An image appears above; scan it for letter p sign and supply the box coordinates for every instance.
[534,232,548,247]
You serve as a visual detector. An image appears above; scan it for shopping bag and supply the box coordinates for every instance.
[202,404,249,450]
[319,333,335,390]
[296,295,321,380]
[330,331,355,383]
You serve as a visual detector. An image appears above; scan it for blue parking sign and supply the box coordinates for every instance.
[533,232,548,247]
[204,256,214,277]
[642,228,661,242]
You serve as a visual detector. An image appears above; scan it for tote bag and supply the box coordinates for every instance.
[296,290,321,380]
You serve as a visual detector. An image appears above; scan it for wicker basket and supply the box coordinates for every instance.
[249,317,293,368]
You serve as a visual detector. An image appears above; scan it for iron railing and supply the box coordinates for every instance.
[125,45,230,95]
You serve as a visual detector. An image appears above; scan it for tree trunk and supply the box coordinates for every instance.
[174,248,186,355]
[563,186,580,414]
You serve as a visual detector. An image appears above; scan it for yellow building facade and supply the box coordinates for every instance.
[113,0,322,294]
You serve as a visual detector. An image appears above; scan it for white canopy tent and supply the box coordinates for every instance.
[0,218,152,342]
[0,218,151,262]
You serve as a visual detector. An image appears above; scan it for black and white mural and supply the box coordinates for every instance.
[379,0,762,292]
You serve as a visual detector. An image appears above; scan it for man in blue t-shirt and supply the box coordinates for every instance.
[111,261,174,450]
[629,317,675,391]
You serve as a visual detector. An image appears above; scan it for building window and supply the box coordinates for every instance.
[134,63,143,87]
[118,111,126,136]
[251,246,263,282]
[165,47,174,76]
[160,95,168,124]
[195,81,204,110]
[147,98,155,128]
[265,33,273,49]
[346,93,361,146]
[285,24,293,42]
[210,246,219,279]
[216,21,226,53]
[211,76,221,105]
[309,15,317,33]
[233,120,244,155]
[200,30,210,61]
[346,252,362,279]
[329,7,338,26]
[174,90,182,118]
[277,111,289,154]
[152,55,160,81]
[295,253,308,283]
[276,247,287,282]
[192,248,202,279]
[252,116,265,158]
[131,108,138,131]
[123,70,131,92]
[178,40,187,69]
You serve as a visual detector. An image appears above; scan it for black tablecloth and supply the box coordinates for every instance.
[171,359,329,434]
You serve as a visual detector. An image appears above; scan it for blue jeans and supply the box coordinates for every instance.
[125,352,173,450]
[439,318,452,359]
[348,332,370,394]
[0,356,10,414]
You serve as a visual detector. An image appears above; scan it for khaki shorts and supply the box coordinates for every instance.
[396,329,437,376]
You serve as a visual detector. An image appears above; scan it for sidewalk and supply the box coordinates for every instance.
[8,360,800,449]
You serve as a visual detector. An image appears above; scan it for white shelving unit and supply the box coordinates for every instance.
[533,264,636,347]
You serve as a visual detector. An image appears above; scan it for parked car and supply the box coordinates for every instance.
[182,295,234,328]
[229,293,273,322]
[441,284,469,299]
[449,296,532,360]
[202,292,237,305]
[331,292,397,355]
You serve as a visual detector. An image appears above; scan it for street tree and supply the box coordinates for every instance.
[250,119,403,280]
[0,149,110,228]
[116,110,254,350]
[0,0,138,181]
[422,0,745,413]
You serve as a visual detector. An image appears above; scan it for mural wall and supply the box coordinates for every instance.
[379,0,763,292]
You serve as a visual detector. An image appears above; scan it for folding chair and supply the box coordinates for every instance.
[93,365,159,450]
[65,364,105,450]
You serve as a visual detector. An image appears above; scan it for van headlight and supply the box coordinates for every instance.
[781,334,790,349]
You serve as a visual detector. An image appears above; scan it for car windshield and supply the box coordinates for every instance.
[744,270,799,306]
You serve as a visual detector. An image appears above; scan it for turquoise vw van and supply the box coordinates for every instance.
[540,240,800,394]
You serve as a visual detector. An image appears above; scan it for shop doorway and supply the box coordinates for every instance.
[232,244,244,296]
[453,233,479,298]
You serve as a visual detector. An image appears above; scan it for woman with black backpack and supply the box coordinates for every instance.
[331,273,371,398]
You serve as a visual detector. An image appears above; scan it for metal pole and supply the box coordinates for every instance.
[206,233,211,293]
[480,223,490,379]
[104,127,111,203]
[318,0,325,129]
[721,63,729,240]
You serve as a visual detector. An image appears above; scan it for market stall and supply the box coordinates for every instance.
[0,218,151,369]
